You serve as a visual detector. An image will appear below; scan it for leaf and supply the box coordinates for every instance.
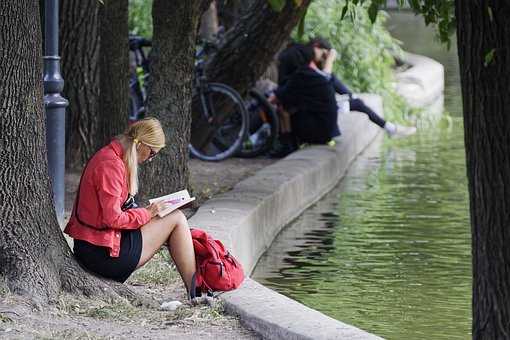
[368,2,379,23]
[267,0,286,12]
[294,0,303,7]
[487,6,494,22]
[484,48,496,67]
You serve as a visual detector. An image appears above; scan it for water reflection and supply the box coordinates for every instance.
[252,12,470,340]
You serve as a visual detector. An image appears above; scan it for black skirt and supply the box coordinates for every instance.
[74,229,143,283]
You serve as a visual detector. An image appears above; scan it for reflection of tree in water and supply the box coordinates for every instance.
[282,215,338,266]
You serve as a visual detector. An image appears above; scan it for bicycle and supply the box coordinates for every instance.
[187,39,249,161]
[237,88,279,158]
[128,34,151,123]
[128,34,250,161]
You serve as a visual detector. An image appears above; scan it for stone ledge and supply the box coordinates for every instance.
[222,278,381,340]
[395,52,444,108]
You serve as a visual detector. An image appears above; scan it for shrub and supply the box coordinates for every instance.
[129,0,153,37]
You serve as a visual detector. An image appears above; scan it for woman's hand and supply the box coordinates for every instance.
[147,201,167,218]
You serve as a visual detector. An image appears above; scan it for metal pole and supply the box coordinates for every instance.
[43,0,68,226]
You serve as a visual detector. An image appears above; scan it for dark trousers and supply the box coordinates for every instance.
[331,75,387,128]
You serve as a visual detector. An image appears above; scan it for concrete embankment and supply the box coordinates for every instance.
[395,52,444,110]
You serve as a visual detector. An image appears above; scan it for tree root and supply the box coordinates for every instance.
[59,259,158,309]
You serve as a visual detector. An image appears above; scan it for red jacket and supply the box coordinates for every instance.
[64,140,151,257]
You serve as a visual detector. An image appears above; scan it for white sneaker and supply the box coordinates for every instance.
[160,300,183,311]
[389,124,417,138]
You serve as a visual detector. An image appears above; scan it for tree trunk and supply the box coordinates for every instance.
[455,1,510,338]
[98,0,129,144]
[0,0,143,305]
[60,0,128,170]
[191,0,310,148]
[60,0,100,169]
[216,0,244,30]
[207,0,309,95]
[138,0,211,199]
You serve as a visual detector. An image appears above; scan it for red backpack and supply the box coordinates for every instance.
[191,228,244,292]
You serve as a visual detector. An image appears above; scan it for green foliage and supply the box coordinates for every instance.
[129,0,153,37]
[484,48,496,67]
[344,0,456,45]
[268,0,286,12]
[299,0,411,122]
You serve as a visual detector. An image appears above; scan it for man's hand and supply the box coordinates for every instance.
[268,93,278,105]
[322,48,337,74]
[147,201,167,218]
[326,48,337,61]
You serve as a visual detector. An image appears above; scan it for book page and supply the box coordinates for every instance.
[149,189,196,218]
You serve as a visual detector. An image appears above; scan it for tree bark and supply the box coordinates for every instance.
[206,0,309,96]
[60,0,100,169]
[98,0,129,144]
[455,1,510,338]
[138,0,211,199]
[191,0,310,148]
[216,0,244,30]
[0,0,144,305]
[60,0,129,170]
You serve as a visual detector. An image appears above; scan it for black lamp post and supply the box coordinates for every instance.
[43,0,68,225]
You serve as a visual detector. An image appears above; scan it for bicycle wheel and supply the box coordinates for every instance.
[189,83,249,161]
[237,89,279,158]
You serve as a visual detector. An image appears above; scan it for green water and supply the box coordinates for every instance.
[252,12,471,340]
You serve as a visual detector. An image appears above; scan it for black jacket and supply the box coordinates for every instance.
[275,66,340,144]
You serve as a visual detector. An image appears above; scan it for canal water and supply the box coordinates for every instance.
[252,12,471,340]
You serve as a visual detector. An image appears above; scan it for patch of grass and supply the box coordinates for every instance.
[57,294,139,322]
[164,299,228,327]
[0,313,12,323]
[128,249,180,285]
[39,329,106,340]
[84,299,139,320]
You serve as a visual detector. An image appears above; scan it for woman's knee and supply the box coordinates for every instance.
[164,209,188,228]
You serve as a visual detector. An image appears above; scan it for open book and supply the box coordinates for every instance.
[148,189,196,218]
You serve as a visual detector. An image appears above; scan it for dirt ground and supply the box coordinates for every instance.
[0,157,275,339]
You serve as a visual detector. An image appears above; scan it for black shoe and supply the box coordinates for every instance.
[188,273,200,304]
[269,139,297,158]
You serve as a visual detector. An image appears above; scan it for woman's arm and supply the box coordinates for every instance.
[95,161,151,229]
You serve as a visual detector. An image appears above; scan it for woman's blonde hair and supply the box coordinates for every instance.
[119,117,165,195]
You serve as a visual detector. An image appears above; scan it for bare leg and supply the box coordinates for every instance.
[137,210,196,290]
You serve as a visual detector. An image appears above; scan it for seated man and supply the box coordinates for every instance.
[272,37,416,154]
[271,44,341,145]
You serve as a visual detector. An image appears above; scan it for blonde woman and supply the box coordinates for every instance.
[65,117,197,299]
